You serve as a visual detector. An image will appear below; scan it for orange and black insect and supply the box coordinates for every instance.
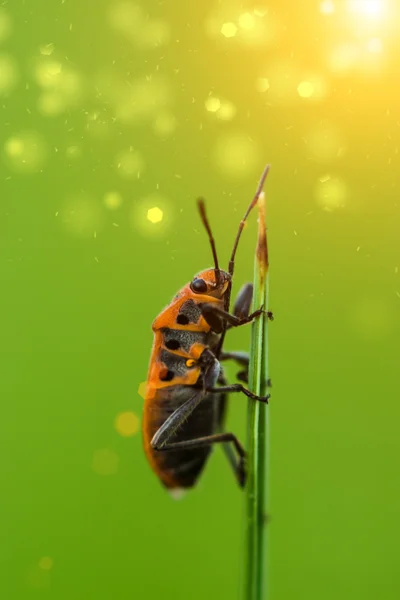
[142,166,272,496]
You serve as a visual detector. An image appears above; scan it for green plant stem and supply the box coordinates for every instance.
[242,167,271,600]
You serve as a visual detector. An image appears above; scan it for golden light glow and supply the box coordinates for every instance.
[315,174,347,211]
[347,0,385,18]
[205,96,221,112]
[297,81,314,98]
[367,37,383,53]
[37,92,65,116]
[4,132,47,173]
[108,3,170,48]
[238,13,256,30]
[104,192,122,210]
[5,137,24,157]
[306,121,346,163]
[329,43,361,74]
[320,0,335,14]
[131,194,171,238]
[221,22,237,38]
[115,411,139,437]
[153,112,176,136]
[256,77,270,92]
[217,101,237,121]
[147,207,164,224]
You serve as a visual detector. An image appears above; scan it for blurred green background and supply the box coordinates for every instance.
[1,1,399,599]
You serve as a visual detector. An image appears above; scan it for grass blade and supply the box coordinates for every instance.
[242,165,271,600]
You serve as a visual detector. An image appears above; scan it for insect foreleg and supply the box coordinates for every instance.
[207,384,270,404]
[199,303,273,332]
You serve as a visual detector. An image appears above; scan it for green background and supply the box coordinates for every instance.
[1,1,399,599]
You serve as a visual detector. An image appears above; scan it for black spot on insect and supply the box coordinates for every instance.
[160,369,175,382]
[165,339,180,350]
[177,314,189,325]
[177,300,201,324]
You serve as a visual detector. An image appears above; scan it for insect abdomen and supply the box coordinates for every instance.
[143,386,221,489]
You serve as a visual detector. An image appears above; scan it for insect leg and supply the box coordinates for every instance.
[232,283,253,320]
[200,302,273,332]
[207,384,270,403]
[154,432,247,488]
[220,350,249,366]
[151,351,219,450]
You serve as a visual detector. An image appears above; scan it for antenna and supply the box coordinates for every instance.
[197,199,221,285]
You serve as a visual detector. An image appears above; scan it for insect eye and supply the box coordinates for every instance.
[190,278,208,294]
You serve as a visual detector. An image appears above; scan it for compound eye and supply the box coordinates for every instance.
[190,278,208,294]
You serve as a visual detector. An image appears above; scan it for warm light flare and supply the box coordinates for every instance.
[320,1,335,15]
[347,0,386,18]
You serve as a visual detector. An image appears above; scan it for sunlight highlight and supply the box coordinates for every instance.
[320,0,335,14]
[347,0,385,18]
[221,22,237,38]
[147,207,164,224]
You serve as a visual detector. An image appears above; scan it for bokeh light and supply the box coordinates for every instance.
[205,96,221,113]
[0,54,18,95]
[108,2,170,48]
[152,112,176,137]
[256,77,270,93]
[115,411,139,437]
[221,23,237,38]
[305,121,346,163]
[92,448,119,476]
[115,148,144,179]
[217,101,237,121]
[320,0,335,14]
[104,191,123,210]
[238,13,256,30]
[33,58,83,115]
[0,8,12,42]
[347,0,385,18]
[314,174,348,211]
[147,207,164,224]
[38,557,53,571]
[4,132,47,173]
[62,193,104,238]
[262,61,301,105]
[297,81,314,98]
[367,37,383,53]
[131,193,171,238]
[213,132,259,179]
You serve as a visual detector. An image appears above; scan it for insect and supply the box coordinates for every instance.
[142,166,272,496]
